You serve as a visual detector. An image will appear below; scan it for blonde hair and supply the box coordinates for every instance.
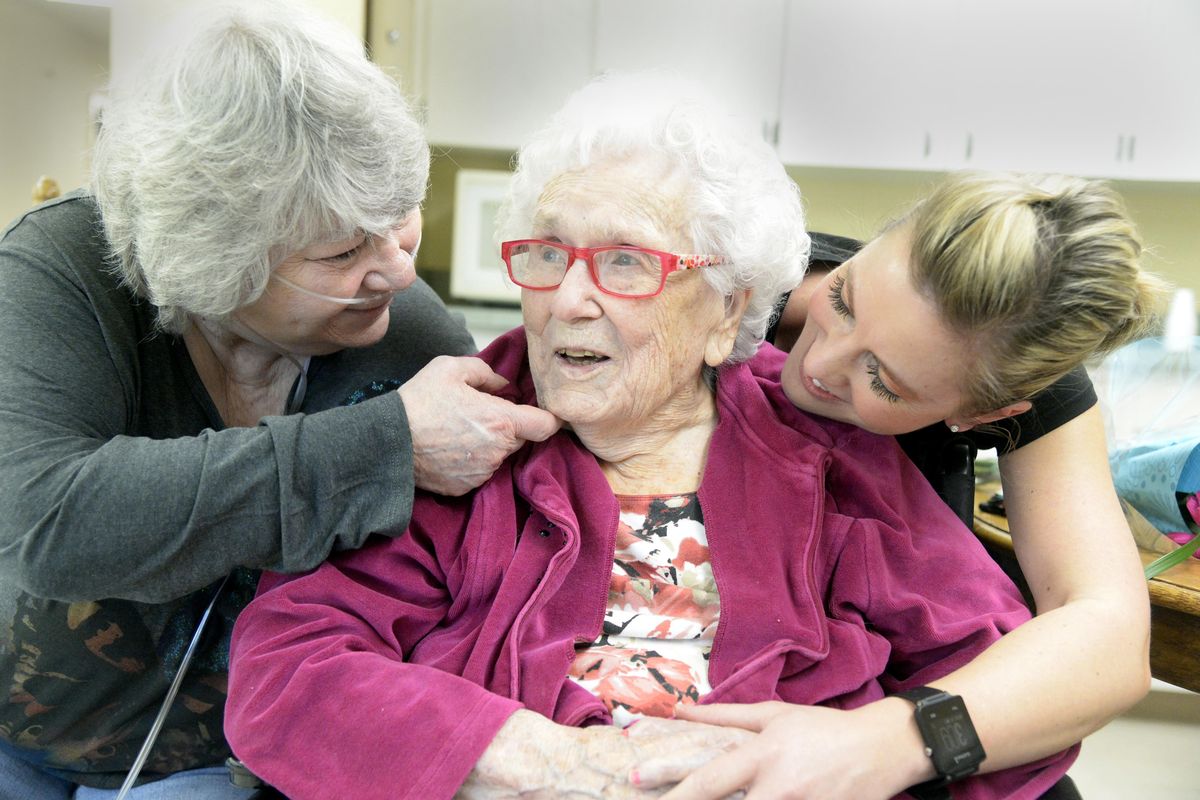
[904,172,1167,415]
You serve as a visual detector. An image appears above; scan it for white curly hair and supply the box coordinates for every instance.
[496,70,810,363]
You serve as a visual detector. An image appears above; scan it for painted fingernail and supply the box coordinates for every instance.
[630,769,641,786]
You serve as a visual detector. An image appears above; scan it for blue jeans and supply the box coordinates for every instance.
[0,745,257,800]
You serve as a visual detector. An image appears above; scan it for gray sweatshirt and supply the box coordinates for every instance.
[0,191,477,787]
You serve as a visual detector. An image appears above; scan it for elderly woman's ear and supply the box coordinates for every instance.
[704,289,752,368]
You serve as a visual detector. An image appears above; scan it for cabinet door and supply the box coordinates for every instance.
[1103,0,1200,181]
[422,0,595,149]
[931,0,1160,177]
[778,0,950,170]
[592,0,787,138]
[778,0,1200,180]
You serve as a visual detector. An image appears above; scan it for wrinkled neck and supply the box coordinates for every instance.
[183,316,307,426]
[578,387,718,496]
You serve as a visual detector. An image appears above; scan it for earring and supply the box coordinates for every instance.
[949,424,961,433]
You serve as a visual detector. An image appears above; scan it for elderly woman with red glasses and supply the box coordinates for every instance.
[223,73,1074,800]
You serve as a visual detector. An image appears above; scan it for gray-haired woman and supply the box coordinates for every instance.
[0,3,556,798]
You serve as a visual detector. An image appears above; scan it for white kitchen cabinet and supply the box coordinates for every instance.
[927,0,1200,181]
[1098,0,1200,181]
[778,0,1200,181]
[419,0,786,150]
[778,0,946,171]
[421,0,596,150]
[592,0,787,140]
[405,0,1199,181]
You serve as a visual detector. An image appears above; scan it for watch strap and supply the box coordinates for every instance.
[896,686,948,705]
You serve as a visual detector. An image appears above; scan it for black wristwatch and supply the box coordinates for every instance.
[897,686,986,791]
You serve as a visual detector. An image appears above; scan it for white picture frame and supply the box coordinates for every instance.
[450,169,521,305]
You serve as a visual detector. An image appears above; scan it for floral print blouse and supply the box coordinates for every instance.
[568,493,718,726]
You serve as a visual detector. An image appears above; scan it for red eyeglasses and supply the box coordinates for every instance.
[501,239,728,299]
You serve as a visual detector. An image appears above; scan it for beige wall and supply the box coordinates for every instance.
[0,0,364,230]
[0,0,108,227]
[789,167,1200,301]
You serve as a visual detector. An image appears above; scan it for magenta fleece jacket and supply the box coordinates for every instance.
[225,328,1075,800]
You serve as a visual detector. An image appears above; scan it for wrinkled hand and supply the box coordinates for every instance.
[645,702,914,800]
[457,711,752,799]
[626,717,752,797]
[399,356,560,496]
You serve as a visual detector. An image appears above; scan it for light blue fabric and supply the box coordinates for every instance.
[1178,443,1200,494]
[1102,336,1200,534]
[74,767,256,800]
[1110,438,1200,533]
[0,742,72,800]
[0,746,255,800]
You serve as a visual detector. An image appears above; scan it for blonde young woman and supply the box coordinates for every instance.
[654,173,1166,800]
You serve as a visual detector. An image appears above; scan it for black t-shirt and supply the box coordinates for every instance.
[772,232,1098,523]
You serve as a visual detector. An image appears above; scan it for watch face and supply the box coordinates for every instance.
[918,697,985,777]
[929,701,974,751]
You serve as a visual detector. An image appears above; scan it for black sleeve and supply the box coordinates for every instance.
[809,231,863,264]
[969,366,1097,455]
[765,231,862,343]
[897,367,1098,526]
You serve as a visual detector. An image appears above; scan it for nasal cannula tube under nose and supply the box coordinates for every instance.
[271,273,392,306]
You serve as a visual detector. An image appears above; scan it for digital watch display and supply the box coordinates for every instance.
[897,686,986,786]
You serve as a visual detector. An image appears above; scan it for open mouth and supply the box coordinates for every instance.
[804,371,841,402]
[556,348,609,366]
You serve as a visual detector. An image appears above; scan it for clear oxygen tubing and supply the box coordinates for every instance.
[271,272,393,306]
[248,260,415,405]
[115,574,231,800]
[270,230,420,306]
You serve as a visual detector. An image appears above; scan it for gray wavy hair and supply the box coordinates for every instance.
[496,71,810,363]
[91,1,429,333]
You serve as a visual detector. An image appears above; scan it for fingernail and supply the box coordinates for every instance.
[630,769,640,786]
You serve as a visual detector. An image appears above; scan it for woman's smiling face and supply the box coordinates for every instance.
[237,211,423,356]
[521,156,743,433]
[780,225,975,435]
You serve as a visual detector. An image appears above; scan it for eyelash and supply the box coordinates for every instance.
[828,273,850,317]
[866,361,901,404]
[323,245,362,264]
[322,234,375,265]
[829,272,902,404]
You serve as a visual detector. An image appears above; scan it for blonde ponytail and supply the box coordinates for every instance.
[904,172,1169,415]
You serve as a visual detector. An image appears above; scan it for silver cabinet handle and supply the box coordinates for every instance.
[1116,134,1137,162]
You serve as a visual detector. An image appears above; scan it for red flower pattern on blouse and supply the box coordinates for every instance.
[568,493,719,727]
